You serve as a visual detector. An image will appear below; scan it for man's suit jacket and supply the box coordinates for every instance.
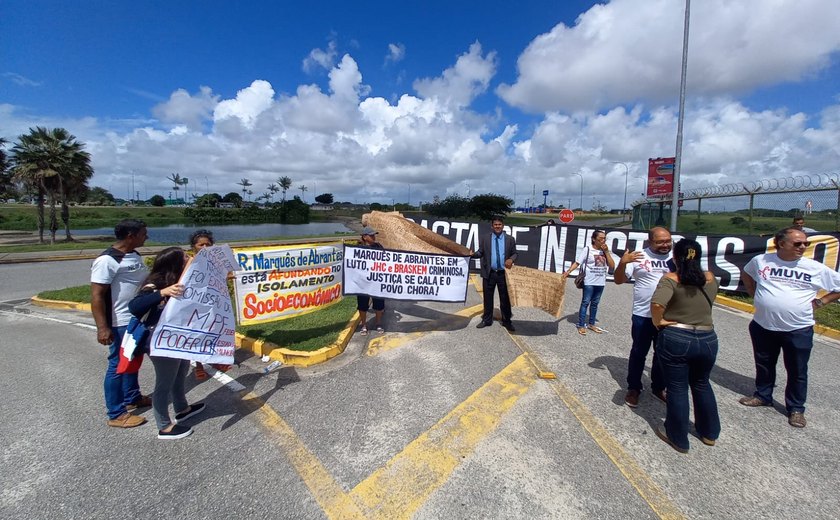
[472,231,518,278]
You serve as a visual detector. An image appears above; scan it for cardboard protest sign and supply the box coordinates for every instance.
[232,242,343,325]
[504,266,566,318]
[150,245,239,364]
[343,245,470,302]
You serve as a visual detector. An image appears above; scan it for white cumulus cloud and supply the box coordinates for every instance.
[498,0,840,112]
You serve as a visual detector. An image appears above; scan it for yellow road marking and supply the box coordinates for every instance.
[506,333,685,520]
[239,391,367,520]
[348,354,536,519]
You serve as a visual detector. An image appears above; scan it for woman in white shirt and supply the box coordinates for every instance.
[563,230,616,335]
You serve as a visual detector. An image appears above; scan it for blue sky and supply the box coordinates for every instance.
[2,0,839,209]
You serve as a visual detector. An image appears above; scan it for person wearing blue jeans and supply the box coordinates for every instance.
[657,327,721,452]
[577,284,604,330]
[91,219,150,428]
[651,238,720,453]
[103,325,142,418]
[563,230,615,335]
[615,226,672,408]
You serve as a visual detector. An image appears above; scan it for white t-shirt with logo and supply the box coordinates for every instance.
[576,246,611,287]
[90,251,148,327]
[744,253,840,331]
[624,247,673,317]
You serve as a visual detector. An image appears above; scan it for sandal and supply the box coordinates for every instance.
[360,327,368,336]
[376,326,384,334]
[587,325,605,334]
[577,327,587,335]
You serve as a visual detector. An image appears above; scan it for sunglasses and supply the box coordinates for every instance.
[789,241,811,248]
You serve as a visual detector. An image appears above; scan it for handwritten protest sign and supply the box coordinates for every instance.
[150,245,239,364]
[232,243,344,325]
[343,245,470,302]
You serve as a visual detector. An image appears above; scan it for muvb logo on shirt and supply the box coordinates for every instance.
[640,259,669,272]
[758,266,812,283]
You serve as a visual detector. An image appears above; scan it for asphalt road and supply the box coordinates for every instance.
[2,260,840,519]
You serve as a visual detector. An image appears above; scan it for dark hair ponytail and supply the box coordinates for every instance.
[673,239,706,287]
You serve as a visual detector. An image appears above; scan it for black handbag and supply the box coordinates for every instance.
[574,247,589,289]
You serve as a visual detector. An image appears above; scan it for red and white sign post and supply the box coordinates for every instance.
[558,208,575,224]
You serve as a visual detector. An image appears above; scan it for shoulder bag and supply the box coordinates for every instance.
[574,247,589,289]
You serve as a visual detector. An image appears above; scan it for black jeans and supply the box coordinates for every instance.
[481,270,512,324]
[748,321,813,414]
[626,315,665,393]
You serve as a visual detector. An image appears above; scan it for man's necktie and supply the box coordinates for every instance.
[495,235,502,270]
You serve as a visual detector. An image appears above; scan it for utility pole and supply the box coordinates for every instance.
[671,0,691,232]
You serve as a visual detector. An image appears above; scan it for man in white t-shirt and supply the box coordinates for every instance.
[740,227,840,428]
[91,219,150,428]
[614,227,673,408]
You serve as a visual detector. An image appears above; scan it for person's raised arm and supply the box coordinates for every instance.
[614,250,643,284]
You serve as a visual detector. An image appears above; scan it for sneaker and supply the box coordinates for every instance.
[655,425,688,454]
[653,389,667,403]
[107,412,147,428]
[359,326,369,336]
[174,403,206,423]
[157,424,193,440]
[739,396,771,407]
[126,395,152,411]
[788,412,807,428]
[376,326,385,334]
[624,389,640,408]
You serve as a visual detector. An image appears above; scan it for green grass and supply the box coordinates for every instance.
[0,204,190,230]
[721,291,840,329]
[36,284,358,352]
[678,214,838,235]
[237,297,357,352]
[38,285,92,304]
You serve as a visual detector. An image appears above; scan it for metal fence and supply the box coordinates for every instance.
[632,174,840,234]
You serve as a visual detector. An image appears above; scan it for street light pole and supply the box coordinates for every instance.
[612,162,629,219]
[671,0,691,232]
[572,172,583,211]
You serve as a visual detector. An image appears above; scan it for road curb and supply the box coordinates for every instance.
[30,295,92,312]
[30,295,363,366]
[236,312,361,367]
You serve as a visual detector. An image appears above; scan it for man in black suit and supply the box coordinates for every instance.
[471,215,518,331]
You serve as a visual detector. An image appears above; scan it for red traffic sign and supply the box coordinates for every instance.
[559,209,575,223]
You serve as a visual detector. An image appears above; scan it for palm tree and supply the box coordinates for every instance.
[182,177,189,204]
[278,176,292,202]
[238,178,252,201]
[267,183,279,203]
[168,173,182,203]
[11,127,93,243]
[298,184,308,202]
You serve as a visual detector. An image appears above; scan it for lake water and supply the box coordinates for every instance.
[71,222,353,245]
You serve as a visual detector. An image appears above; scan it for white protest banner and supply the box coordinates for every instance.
[149,245,239,364]
[232,242,343,325]
[343,245,470,302]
